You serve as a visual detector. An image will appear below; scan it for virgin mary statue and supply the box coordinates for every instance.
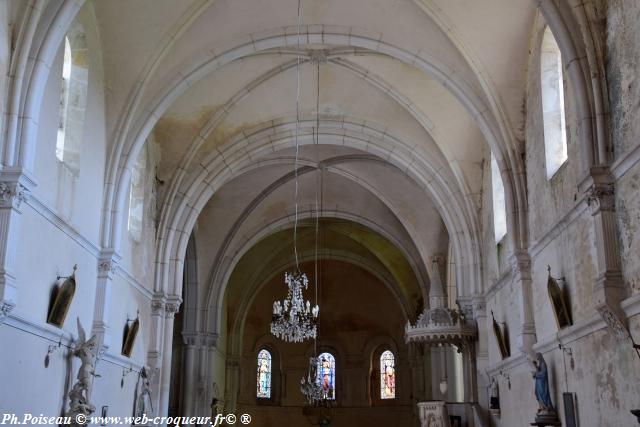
[532,353,553,412]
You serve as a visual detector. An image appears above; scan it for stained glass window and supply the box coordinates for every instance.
[380,350,396,399]
[256,350,272,398]
[316,352,336,400]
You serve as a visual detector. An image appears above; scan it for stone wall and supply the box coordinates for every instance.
[482,7,640,427]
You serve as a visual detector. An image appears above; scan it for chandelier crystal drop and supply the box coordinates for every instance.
[270,272,319,343]
[300,355,324,404]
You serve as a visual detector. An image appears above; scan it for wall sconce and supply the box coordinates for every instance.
[121,365,133,388]
[44,341,61,368]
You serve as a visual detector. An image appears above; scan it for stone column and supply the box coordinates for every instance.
[0,174,31,324]
[585,171,631,342]
[181,333,198,416]
[147,295,166,412]
[510,250,536,354]
[91,251,118,351]
[158,298,180,417]
[224,357,241,413]
[198,334,217,416]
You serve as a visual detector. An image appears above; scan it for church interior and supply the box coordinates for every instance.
[1,0,640,426]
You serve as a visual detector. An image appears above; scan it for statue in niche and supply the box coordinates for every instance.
[529,353,559,424]
[68,318,98,424]
[134,367,154,418]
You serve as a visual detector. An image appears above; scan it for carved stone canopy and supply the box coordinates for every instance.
[406,256,477,348]
[405,307,477,348]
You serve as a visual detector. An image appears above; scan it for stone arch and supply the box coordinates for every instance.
[157,121,480,312]
[208,208,428,340]
[104,25,521,260]
[226,245,418,358]
[193,154,434,314]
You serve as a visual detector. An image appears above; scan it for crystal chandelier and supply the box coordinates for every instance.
[269,0,320,344]
[271,272,319,343]
[300,355,324,404]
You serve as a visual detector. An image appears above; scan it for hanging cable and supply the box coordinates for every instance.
[313,60,320,358]
[293,0,302,272]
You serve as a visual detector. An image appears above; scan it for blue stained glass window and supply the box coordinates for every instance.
[316,352,336,400]
[256,350,272,398]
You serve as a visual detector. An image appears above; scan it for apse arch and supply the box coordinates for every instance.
[195,153,438,309]
[206,209,428,338]
[157,123,481,319]
[161,127,476,292]
[227,247,418,358]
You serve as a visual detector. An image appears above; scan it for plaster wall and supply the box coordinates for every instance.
[0,3,159,421]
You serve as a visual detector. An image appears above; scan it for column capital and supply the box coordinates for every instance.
[97,259,118,279]
[0,300,15,324]
[586,182,615,214]
[97,249,120,279]
[0,182,29,210]
[151,295,165,316]
[164,304,181,319]
[0,170,35,211]
[471,296,486,317]
[202,333,218,348]
[182,332,199,347]
[509,250,531,283]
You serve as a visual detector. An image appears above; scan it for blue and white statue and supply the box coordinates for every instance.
[532,353,554,413]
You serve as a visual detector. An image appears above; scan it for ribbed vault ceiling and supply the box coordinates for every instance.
[86,0,537,301]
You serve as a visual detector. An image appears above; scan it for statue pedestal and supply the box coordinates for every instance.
[530,410,561,427]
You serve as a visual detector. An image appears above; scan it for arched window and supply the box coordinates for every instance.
[55,26,88,174]
[316,352,336,400]
[491,153,507,242]
[541,27,568,179]
[380,350,396,399]
[256,350,272,398]
[128,146,148,241]
[55,37,72,163]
